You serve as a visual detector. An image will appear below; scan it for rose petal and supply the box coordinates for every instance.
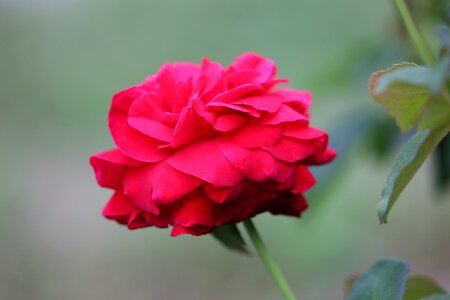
[90,149,142,189]
[214,114,249,132]
[124,161,203,209]
[157,63,201,111]
[263,137,326,163]
[123,167,160,214]
[217,141,294,182]
[273,88,312,112]
[168,140,244,187]
[171,97,216,148]
[233,191,278,221]
[128,91,168,120]
[156,65,178,112]
[108,87,171,162]
[128,117,174,142]
[127,210,170,230]
[199,57,224,96]
[170,63,202,83]
[305,147,337,165]
[260,104,309,125]
[269,194,308,217]
[210,84,263,104]
[171,224,200,236]
[172,191,215,236]
[283,125,326,140]
[102,190,135,223]
[261,78,289,90]
[127,211,153,230]
[225,70,260,87]
[202,184,233,203]
[223,123,282,148]
[203,182,258,204]
[292,165,316,193]
[230,52,276,83]
[207,101,261,117]
[231,95,282,113]
[102,191,167,230]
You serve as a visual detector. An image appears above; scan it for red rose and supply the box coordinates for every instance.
[90,52,335,236]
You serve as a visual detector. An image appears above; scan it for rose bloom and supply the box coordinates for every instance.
[90,52,335,236]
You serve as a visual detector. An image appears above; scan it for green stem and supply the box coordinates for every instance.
[394,0,436,66]
[243,219,297,300]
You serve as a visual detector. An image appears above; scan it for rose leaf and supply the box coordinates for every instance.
[419,97,450,130]
[369,63,431,132]
[347,258,409,300]
[369,57,450,132]
[377,123,450,223]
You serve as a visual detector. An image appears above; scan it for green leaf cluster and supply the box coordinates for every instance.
[369,29,450,223]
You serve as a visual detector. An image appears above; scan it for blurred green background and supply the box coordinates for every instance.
[1,0,449,299]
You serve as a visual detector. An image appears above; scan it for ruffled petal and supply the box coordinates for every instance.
[124,160,202,209]
[102,191,170,230]
[225,70,260,88]
[292,165,316,193]
[167,140,244,187]
[223,123,282,148]
[128,91,168,121]
[169,63,202,83]
[231,95,282,113]
[269,194,308,217]
[171,224,200,236]
[123,166,160,214]
[202,182,258,204]
[202,184,233,203]
[207,101,261,117]
[305,147,337,165]
[171,191,215,236]
[108,87,171,162]
[128,117,174,143]
[127,211,153,230]
[263,137,326,163]
[230,52,276,83]
[210,84,263,104]
[260,104,309,125]
[90,149,142,189]
[102,190,135,224]
[156,63,201,111]
[213,114,249,132]
[232,191,278,221]
[283,125,326,140]
[217,140,294,182]
[128,210,170,230]
[198,57,224,96]
[171,97,216,148]
[273,88,312,112]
